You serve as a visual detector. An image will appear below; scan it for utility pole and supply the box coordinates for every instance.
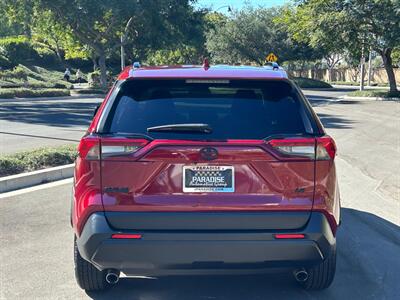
[121,35,125,71]
[367,49,372,86]
[360,44,365,91]
[120,17,134,71]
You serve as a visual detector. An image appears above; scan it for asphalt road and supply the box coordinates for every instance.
[1,89,400,299]
[0,89,353,154]
[0,96,102,154]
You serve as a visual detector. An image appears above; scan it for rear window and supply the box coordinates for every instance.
[103,79,316,140]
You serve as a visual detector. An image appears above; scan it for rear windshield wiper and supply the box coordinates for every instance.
[147,123,213,134]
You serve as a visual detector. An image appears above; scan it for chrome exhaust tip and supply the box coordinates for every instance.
[105,270,120,284]
[294,269,309,282]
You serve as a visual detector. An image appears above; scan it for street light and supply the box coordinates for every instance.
[121,17,134,71]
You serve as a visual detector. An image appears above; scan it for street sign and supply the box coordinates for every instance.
[266,53,278,62]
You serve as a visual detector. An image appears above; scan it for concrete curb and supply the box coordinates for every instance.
[341,95,400,101]
[0,164,74,193]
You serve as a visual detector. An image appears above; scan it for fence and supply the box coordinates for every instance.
[288,68,400,84]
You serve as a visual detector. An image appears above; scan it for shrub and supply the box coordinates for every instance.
[0,54,12,69]
[0,36,39,66]
[0,89,15,98]
[73,88,107,95]
[293,77,333,89]
[0,144,77,177]
[0,88,70,98]
[348,90,400,98]
[88,70,101,88]
[0,157,27,177]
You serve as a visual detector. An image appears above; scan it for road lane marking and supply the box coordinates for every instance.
[0,178,73,199]
[0,131,79,142]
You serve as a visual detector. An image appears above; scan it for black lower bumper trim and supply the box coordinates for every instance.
[76,212,336,275]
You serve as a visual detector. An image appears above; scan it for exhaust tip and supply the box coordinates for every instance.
[105,270,120,284]
[294,269,309,282]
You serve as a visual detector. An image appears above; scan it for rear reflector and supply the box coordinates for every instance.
[111,234,142,239]
[274,234,305,239]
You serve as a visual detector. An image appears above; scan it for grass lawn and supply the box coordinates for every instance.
[332,81,389,87]
[348,89,400,98]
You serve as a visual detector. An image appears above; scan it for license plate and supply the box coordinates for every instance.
[183,166,234,193]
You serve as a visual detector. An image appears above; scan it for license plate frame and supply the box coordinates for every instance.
[182,165,234,193]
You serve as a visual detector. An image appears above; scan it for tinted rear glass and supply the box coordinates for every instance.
[103,79,315,140]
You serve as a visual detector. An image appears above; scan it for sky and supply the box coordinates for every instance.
[195,0,290,11]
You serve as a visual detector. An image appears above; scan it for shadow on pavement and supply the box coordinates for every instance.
[87,208,400,300]
[317,113,355,129]
[0,101,99,127]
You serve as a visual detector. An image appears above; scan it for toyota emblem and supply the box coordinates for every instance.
[200,147,218,161]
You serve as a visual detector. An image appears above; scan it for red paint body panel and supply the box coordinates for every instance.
[72,156,103,235]
[72,65,340,237]
[313,160,341,234]
[100,141,314,230]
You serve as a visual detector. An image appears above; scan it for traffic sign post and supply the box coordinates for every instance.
[266,53,278,63]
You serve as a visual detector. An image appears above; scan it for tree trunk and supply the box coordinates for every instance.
[98,54,107,89]
[92,56,98,71]
[328,67,333,82]
[55,44,63,63]
[380,48,398,92]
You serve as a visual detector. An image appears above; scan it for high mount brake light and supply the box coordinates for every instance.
[268,136,336,160]
[78,137,149,160]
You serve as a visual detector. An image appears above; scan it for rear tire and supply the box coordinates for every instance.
[74,237,108,291]
[300,247,336,290]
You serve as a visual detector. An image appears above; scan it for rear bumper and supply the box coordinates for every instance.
[76,212,336,276]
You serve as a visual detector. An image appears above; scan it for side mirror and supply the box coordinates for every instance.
[93,104,100,117]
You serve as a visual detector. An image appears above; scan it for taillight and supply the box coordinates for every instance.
[316,137,336,160]
[78,137,149,160]
[268,138,316,159]
[78,136,100,160]
[268,136,336,160]
[101,138,148,158]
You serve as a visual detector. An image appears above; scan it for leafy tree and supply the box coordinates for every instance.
[32,10,88,63]
[278,5,349,81]
[0,0,33,37]
[206,7,321,66]
[283,0,400,91]
[206,8,289,64]
[31,0,139,87]
[30,0,206,87]
[145,46,202,65]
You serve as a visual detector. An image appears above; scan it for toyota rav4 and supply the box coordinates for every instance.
[72,63,340,291]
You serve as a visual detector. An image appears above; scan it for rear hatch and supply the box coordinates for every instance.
[98,79,321,231]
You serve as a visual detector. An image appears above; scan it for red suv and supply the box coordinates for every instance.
[72,64,340,292]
